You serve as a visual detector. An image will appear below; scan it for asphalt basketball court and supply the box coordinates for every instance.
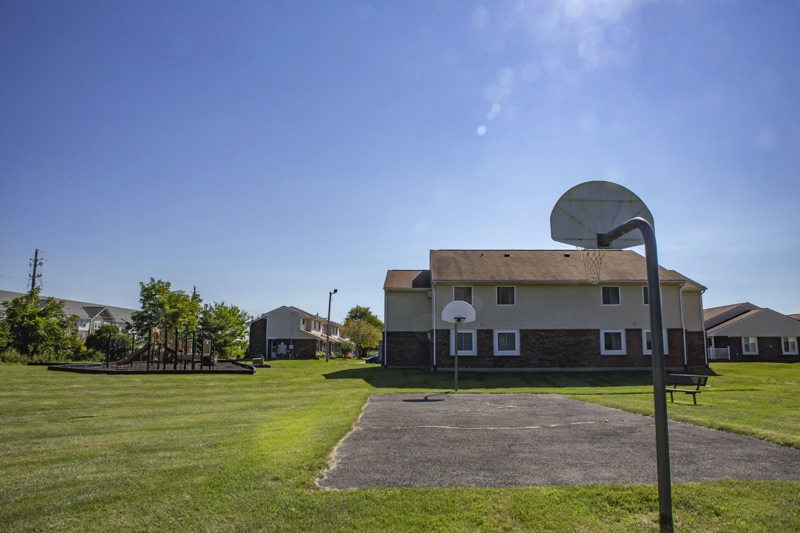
[318,393,800,489]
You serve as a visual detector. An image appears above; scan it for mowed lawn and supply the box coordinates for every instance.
[1,362,799,532]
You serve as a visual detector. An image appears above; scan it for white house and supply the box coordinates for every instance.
[248,305,348,359]
[0,290,135,340]
[383,250,707,370]
[705,303,800,361]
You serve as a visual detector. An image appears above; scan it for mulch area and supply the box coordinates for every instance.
[48,360,259,375]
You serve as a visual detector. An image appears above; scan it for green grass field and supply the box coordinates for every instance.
[1,361,799,532]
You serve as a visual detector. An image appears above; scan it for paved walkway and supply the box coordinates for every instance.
[318,393,800,489]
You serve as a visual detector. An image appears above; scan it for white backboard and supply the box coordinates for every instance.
[442,300,476,324]
[550,181,654,249]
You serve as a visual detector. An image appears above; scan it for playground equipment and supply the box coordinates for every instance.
[116,326,215,371]
[116,341,151,365]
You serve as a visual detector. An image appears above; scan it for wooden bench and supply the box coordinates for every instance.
[665,374,708,405]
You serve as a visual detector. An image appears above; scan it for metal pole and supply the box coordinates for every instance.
[454,319,460,392]
[599,217,672,531]
[147,327,152,370]
[326,289,337,362]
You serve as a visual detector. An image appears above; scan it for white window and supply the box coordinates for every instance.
[450,329,477,356]
[642,329,669,355]
[782,337,798,355]
[313,320,322,331]
[600,329,626,355]
[601,286,621,306]
[496,286,515,306]
[642,286,649,305]
[742,336,758,355]
[454,286,473,305]
[301,318,306,328]
[494,330,520,356]
[93,320,102,330]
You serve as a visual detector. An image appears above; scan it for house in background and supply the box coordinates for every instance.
[384,249,707,371]
[248,305,348,359]
[0,290,136,340]
[704,302,800,361]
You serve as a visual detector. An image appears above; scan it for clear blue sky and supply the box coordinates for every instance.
[2,1,799,321]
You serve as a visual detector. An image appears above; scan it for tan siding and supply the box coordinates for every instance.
[433,283,685,330]
[386,291,432,331]
[681,291,704,330]
[267,307,304,338]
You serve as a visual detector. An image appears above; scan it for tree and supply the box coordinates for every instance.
[2,288,78,358]
[85,325,131,360]
[131,278,202,337]
[198,302,250,359]
[345,306,384,329]
[341,317,382,358]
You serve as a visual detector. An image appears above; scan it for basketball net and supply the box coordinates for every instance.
[579,247,605,284]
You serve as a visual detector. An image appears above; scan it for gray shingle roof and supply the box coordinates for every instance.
[0,290,136,324]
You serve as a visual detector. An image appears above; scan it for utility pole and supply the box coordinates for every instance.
[29,248,43,292]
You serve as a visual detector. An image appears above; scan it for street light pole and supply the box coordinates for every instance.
[326,289,338,362]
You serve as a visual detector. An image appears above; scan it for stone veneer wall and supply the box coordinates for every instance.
[385,331,431,368]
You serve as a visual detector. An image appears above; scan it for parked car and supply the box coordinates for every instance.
[365,354,381,364]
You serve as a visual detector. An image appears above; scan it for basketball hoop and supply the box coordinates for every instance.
[580,247,605,284]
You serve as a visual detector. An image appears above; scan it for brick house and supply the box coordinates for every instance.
[383,250,707,370]
[248,305,348,359]
[705,303,800,361]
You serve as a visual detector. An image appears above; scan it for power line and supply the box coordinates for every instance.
[43,281,137,305]
[39,250,141,283]
[44,258,140,283]
[194,286,225,303]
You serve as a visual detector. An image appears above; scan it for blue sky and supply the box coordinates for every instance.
[2,0,799,321]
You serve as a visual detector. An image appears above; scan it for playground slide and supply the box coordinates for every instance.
[117,342,151,365]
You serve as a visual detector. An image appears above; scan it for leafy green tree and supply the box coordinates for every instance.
[341,317,382,358]
[198,302,250,359]
[1,288,78,358]
[85,325,132,360]
[0,318,9,349]
[345,306,384,330]
[338,340,355,357]
[131,278,202,336]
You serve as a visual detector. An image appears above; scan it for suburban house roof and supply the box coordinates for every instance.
[0,289,136,324]
[706,307,800,337]
[383,270,432,290]
[424,249,704,288]
[703,302,761,330]
[253,305,345,329]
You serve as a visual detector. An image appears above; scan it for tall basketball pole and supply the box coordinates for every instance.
[599,217,673,532]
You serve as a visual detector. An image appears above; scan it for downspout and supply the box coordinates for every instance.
[701,288,709,367]
[383,289,388,368]
[432,281,437,371]
[264,313,272,361]
[679,284,688,371]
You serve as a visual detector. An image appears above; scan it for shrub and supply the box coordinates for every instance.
[0,348,27,364]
